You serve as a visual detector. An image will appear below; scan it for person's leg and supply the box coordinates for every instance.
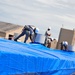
[24,31,30,43]
[61,45,64,50]
[47,39,51,48]
[64,45,68,50]
[30,33,34,42]
[44,37,47,46]
[14,32,25,41]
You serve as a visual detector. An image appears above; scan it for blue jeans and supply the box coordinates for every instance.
[14,30,30,43]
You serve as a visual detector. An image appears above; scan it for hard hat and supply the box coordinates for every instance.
[64,41,68,45]
[48,27,51,30]
[63,41,68,46]
[35,28,39,33]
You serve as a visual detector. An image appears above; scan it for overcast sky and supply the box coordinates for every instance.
[0,0,75,39]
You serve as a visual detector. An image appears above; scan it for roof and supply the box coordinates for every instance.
[0,38,75,75]
[0,21,23,32]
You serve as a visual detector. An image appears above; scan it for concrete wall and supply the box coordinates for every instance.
[50,39,57,49]
[72,30,75,45]
[0,31,6,38]
[5,27,23,38]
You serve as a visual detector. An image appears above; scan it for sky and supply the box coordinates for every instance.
[0,0,75,39]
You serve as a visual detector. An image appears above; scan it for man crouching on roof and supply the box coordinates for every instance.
[60,41,68,50]
[14,25,39,43]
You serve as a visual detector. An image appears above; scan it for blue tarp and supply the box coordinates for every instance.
[0,38,75,75]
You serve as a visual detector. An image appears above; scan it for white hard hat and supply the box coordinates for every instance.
[35,28,39,33]
[63,41,68,46]
[48,27,51,30]
[64,41,68,45]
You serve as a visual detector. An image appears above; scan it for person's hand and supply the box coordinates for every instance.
[47,34,51,36]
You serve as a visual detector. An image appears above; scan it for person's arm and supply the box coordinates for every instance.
[46,31,51,36]
[47,33,51,36]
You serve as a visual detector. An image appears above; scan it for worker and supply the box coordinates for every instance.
[14,25,37,43]
[44,27,52,48]
[60,41,68,50]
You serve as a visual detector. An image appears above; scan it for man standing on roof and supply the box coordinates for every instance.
[44,27,52,47]
[14,25,39,43]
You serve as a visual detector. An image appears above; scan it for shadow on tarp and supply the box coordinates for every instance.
[8,70,75,75]
[7,72,53,75]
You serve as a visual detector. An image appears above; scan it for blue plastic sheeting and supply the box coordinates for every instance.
[0,38,75,75]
